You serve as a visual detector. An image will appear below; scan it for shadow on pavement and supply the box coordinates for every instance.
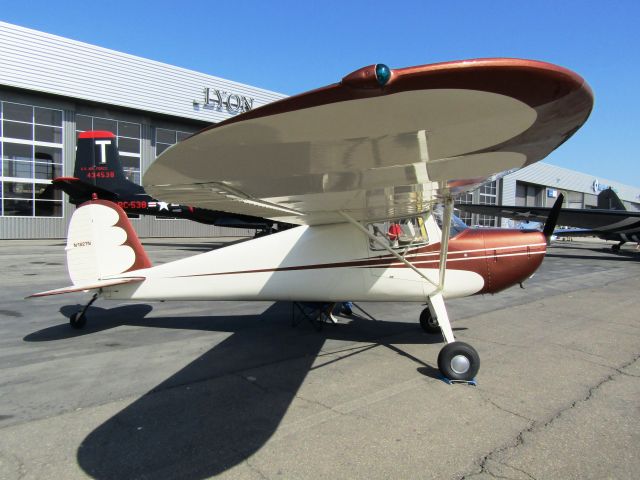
[28,301,442,479]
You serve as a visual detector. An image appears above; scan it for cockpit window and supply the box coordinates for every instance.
[367,216,429,251]
[433,206,468,238]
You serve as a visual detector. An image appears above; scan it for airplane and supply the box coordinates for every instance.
[51,131,291,233]
[457,188,640,251]
[28,58,594,382]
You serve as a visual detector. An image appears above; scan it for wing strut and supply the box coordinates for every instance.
[340,197,457,345]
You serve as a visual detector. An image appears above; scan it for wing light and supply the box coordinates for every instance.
[375,64,391,86]
[341,63,393,89]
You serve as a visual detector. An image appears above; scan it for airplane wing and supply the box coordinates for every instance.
[144,59,593,225]
[553,228,598,237]
[456,204,640,231]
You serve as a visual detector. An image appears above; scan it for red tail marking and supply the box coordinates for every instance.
[78,131,116,139]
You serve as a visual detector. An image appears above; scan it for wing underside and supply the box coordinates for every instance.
[144,59,593,225]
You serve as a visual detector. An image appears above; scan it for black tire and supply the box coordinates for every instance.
[70,311,87,329]
[419,307,440,334]
[437,341,480,381]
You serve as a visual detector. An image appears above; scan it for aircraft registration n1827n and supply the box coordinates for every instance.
[29,58,594,381]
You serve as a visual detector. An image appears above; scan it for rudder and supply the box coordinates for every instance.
[597,188,625,210]
[66,199,152,285]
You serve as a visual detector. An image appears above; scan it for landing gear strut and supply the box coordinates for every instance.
[340,199,481,382]
[424,291,479,381]
[425,196,480,382]
[70,293,98,329]
[612,241,624,252]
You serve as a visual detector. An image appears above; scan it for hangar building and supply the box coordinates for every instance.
[0,21,286,239]
[456,164,640,228]
[2,21,639,238]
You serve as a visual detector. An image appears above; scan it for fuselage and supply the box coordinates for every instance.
[102,217,547,303]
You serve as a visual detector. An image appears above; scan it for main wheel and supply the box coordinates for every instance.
[70,311,87,329]
[437,342,480,381]
[419,307,440,334]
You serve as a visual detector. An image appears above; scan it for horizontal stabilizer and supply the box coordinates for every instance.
[52,177,118,202]
[27,277,145,298]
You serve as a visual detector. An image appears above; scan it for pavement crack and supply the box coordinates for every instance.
[550,342,609,361]
[461,353,640,480]
[460,423,533,480]
[491,460,538,480]
[294,394,366,420]
[538,353,640,431]
[244,457,271,480]
[480,394,534,423]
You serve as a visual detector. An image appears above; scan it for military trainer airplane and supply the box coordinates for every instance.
[51,131,290,233]
[458,188,640,251]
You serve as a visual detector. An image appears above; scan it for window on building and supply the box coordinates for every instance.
[1,101,64,217]
[76,115,142,184]
[477,181,497,227]
[455,191,473,226]
[155,128,192,157]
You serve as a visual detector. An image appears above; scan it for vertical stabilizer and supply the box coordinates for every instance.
[75,131,144,196]
[597,188,625,211]
[66,199,152,285]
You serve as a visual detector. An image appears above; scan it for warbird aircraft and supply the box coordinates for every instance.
[51,131,286,232]
[29,59,593,381]
[458,188,640,251]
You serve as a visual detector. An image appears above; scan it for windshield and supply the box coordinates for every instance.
[433,206,468,238]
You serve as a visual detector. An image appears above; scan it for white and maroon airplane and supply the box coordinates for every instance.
[29,59,593,381]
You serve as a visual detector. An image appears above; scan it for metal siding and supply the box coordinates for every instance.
[502,163,640,203]
[0,20,280,239]
[0,22,287,124]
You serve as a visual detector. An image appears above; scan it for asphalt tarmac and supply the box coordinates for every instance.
[0,236,638,479]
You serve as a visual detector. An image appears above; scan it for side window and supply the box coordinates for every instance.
[155,128,193,157]
[367,216,429,251]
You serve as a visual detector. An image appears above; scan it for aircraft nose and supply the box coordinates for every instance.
[482,230,547,293]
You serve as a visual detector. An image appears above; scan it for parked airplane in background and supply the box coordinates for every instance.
[52,131,290,233]
[458,188,640,251]
[29,58,594,381]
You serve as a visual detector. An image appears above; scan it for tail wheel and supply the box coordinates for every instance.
[437,342,480,381]
[419,307,440,334]
[70,312,87,329]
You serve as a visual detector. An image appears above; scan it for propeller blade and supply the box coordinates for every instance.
[543,193,564,240]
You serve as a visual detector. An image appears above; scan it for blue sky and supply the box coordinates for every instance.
[3,0,639,186]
